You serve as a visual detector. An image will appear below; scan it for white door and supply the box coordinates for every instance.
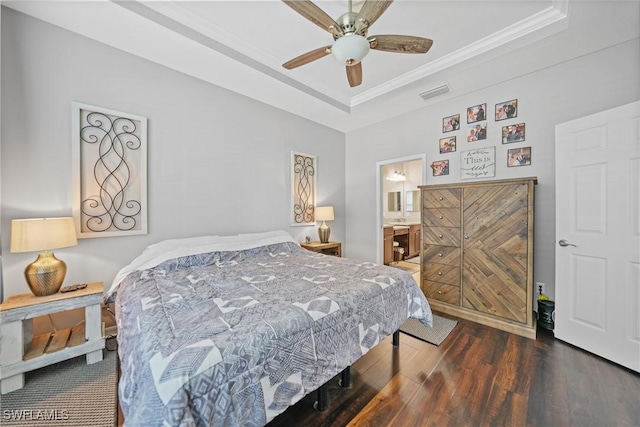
[555,101,640,372]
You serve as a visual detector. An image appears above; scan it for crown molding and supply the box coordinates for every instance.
[350,0,569,107]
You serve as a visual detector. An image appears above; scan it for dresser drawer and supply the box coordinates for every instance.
[423,226,460,246]
[422,245,461,266]
[423,208,460,228]
[422,281,460,306]
[423,188,461,208]
[423,263,460,286]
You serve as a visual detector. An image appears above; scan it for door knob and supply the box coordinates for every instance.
[558,239,577,247]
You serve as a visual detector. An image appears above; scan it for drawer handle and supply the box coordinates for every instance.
[438,290,443,294]
[464,234,469,239]
[438,271,443,276]
[439,197,444,201]
[438,234,443,239]
[438,253,443,257]
[438,215,443,219]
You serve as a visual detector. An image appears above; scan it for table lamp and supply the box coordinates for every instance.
[10,217,78,296]
[315,206,334,243]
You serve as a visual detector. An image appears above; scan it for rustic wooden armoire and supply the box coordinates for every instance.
[419,177,537,339]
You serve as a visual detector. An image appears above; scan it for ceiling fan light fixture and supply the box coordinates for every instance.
[331,34,370,65]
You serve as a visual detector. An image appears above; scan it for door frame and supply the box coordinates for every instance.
[375,154,427,265]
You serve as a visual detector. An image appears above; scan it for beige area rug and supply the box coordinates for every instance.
[400,315,458,346]
[390,261,420,274]
[0,349,117,426]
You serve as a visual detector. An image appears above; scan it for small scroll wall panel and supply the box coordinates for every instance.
[419,178,537,339]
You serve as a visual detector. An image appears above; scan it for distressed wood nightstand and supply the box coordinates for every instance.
[300,241,342,257]
[0,282,105,394]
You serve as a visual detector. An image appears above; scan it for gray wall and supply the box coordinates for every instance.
[1,8,345,298]
[344,38,640,301]
[3,6,639,305]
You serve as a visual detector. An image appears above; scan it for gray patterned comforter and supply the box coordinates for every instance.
[115,241,432,426]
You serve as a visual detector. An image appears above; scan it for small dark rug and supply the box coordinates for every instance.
[400,315,458,346]
[0,349,117,426]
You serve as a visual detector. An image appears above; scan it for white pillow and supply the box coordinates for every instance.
[140,235,219,260]
[106,230,296,299]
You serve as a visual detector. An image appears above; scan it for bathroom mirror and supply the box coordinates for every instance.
[406,190,421,212]
[387,191,401,212]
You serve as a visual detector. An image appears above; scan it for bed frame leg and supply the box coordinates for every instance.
[314,384,328,411]
[393,330,400,347]
[339,366,351,388]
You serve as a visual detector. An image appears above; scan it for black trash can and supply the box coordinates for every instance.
[537,300,555,330]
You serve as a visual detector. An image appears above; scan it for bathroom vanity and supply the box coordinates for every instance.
[383,223,421,264]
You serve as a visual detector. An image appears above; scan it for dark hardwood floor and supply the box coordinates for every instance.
[267,313,640,427]
[118,313,639,426]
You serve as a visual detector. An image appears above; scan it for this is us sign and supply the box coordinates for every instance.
[460,147,496,179]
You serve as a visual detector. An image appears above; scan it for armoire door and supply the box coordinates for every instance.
[462,182,531,324]
[555,101,639,372]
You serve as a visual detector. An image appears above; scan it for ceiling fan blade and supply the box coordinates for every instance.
[368,35,433,53]
[283,45,332,69]
[355,0,393,32]
[282,0,343,36]
[346,62,363,87]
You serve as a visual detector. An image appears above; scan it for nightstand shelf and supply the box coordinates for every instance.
[300,241,342,257]
[0,282,105,394]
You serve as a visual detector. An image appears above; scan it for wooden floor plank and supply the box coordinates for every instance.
[347,373,420,426]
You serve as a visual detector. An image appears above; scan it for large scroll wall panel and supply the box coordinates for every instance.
[420,178,537,339]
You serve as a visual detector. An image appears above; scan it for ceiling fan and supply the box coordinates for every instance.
[282,0,433,87]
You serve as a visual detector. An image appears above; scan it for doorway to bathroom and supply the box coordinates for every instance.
[375,154,426,269]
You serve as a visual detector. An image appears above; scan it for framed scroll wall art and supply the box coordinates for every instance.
[72,102,148,238]
[290,151,317,226]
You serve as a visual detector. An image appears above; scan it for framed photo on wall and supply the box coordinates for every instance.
[439,136,456,153]
[466,122,487,142]
[431,160,450,176]
[507,147,532,167]
[442,114,460,133]
[502,123,526,143]
[467,103,487,123]
[495,99,518,121]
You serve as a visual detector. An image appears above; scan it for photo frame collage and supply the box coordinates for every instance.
[433,98,531,178]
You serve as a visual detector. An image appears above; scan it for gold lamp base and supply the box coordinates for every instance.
[24,251,67,296]
[318,222,331,243]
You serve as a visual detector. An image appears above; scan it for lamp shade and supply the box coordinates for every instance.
[11,217,78,253]
[331,34,370,65]
[315,206,335,222]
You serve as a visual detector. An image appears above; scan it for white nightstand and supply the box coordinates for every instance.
[0,282,105,394]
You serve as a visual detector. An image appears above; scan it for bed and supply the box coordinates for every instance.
[108,230,432,426]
